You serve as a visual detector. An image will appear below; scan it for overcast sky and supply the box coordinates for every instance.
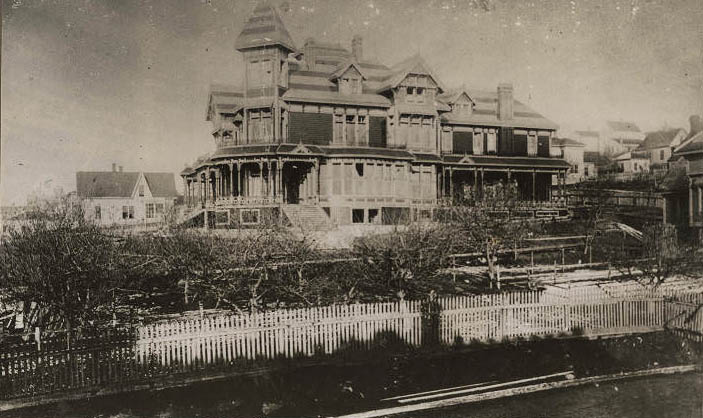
[2,0,702,205]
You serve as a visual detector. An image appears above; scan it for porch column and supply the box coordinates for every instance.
[206,169,211,203]
[449,167,454,198]
[690,186,694,226]
[268,161,274,197]
[560,171,566,204]
[259,160,266,196]
[216,168,221,202]
[277,159,283,200]
[237,162,242,197]
[532,169,537,202]
[314,159,320,199]
[229,163,234,196]
[474,168,478,192]
[480,168,485,194]
[507,168,512,183]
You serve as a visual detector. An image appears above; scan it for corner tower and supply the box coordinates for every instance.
[235,1,298,143]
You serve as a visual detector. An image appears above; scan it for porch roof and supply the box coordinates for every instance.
[443,154,571,170]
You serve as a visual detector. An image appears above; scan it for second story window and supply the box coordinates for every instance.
[527,132,538,156]
[487,130,497,154]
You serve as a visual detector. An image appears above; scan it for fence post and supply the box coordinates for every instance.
[34,326,41,351]
[553,260,557,284]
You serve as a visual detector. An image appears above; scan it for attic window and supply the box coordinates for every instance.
[138,185,145,197]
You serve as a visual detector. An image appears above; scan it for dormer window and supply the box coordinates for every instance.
[406,86,425,104]
[340,77,361,95]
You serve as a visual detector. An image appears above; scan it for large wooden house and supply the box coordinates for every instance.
[180,1,570,227]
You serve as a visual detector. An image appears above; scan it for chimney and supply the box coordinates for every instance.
[119,165,123,172]
[112,163,117,172]
[352,35,363,62]
[304,38,315,70]
[689,115,702,136]
[497,83,513,120]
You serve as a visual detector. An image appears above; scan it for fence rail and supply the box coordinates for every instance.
[1,287,701,402]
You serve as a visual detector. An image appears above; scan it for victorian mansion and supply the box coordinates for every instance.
[180,2,570,227]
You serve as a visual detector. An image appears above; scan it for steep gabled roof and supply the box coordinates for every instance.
[640,129,685,150]
[437,89,475,105]
[377,54,446,93]
[77,171,177,198]
[607,120,641,133]
[143,173,179,198]
[440,88,558,130]
[77,172,140,198]
[329,60,367,81]
[235,1,297,52]
[675,131,703,154]
[206,84,245,121]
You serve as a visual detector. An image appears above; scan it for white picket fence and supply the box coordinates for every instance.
[136,300,423,368]
[135,287,701,370]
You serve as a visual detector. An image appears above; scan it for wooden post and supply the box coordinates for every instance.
[532,169,536,202]
[561,247,565,272]
[449,167,454,199]
[269,160,275,197]
[237,162,243,197]
[35,326,41,351]
[229,162,234,197]
[259,161,265,196]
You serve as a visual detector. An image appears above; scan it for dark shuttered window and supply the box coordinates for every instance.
[499,127,513,155]
[513,133,528,156]
[538,135,550,157]
[287,112,333,145]
[369,116,387,148]
[452,131,473,154]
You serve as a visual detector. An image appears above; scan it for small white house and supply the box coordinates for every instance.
[551,137,585,184]
[76,165,179,226]
[613,150,650,174]
[638,128,687,169]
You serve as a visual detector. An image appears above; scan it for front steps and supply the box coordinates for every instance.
[281,204,333,231]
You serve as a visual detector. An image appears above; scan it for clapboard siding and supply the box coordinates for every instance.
[288,112,333,145]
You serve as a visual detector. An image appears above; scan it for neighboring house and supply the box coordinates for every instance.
[638,128,687,169]
[583,152,611,178]
[551,137,585,184]
[574,130,601,154]
[180,1,570,227]
[663,115,703,230]
[613,150,650,173]
[602,121,645,154]
[76,165,179,226]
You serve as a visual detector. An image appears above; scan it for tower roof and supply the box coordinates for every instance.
[235,1,297,52]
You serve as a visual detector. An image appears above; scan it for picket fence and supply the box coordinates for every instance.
[1,287,701,401]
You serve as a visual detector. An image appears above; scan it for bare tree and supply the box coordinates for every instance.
[0,199,127,338]
[445,181,531,289]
